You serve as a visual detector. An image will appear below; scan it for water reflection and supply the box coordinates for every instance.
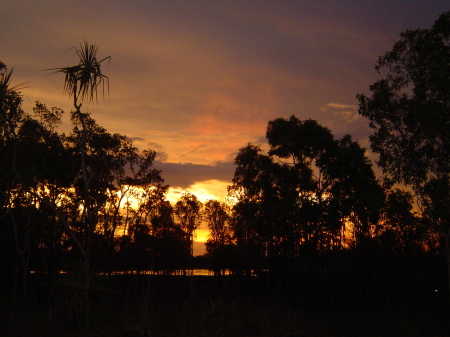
[103,269,231,276]
[30,269,250,276]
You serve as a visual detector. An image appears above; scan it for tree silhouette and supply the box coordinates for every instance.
[45,42,111,324]
[48,41,110,109]
[378,189,433,254]
[323,134,385,248]
[0,66,60,300]
[266,116,384,250]
[204,200,230,247]
[357,11,450,294]
[204,199,232,275]
[174,191,203,259]
[267,117,339,251]
[0,62,27,295]
[228,116,384,270]
[0,54,182,300]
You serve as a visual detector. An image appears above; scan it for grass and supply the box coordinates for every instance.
[1,274,450,336]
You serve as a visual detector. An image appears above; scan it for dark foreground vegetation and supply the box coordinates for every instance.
[1,10,450,337]
[2,251,450,337]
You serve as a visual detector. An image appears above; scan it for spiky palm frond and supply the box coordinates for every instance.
[0,66,27,100]
[49,41,111,105]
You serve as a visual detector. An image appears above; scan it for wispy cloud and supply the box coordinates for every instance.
[3,0,449,203]
[321,102,369,141]
[132,130,256,166]
[326,103,358,110]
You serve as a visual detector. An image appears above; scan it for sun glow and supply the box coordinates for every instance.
[112,183,225,255]
[167,179,229,204]
[166,180,231,256]
[195,228,209,243]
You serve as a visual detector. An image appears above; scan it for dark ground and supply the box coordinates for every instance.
[1,273,450,337]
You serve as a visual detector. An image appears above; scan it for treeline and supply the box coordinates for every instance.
[0,53,212,311]
[2,12,450,324]
[205,116,440,275]
[0,62,203,281]
[0,59,439,285]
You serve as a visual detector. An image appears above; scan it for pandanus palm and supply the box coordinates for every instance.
[49,41,110,110]
[49,41,111,326]
[0,63,26,101]
[48,41,111,231]
[0,63,27,138]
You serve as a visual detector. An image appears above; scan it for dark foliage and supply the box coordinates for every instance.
[1,18,450,332]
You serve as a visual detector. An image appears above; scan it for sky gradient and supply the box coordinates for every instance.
[3,1,449,253]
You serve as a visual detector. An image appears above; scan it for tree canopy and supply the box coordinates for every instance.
[358,11,450,295]
[357,11,450,190]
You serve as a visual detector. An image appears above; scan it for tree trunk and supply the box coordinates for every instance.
[445,231,450,303]
[83,249,91,326]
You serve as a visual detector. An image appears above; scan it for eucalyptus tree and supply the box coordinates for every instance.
[377,189,433,254]
[146,199,189,272]
[228,144,272,261]
[126,157,168,236]
[204,199,230,247]
[174,191,203,257]
[17,103,73,277]
[322,134,384,248]
[229,116,383,261]
[0,63,82,300]
[204,199,232,274]
[268,116,385,250]
[99,146,166,274]
[0,63,51,299]
[228,143,302,265]
[357,11,450,291]
[0,63,26,278]
[120,172,189,273]
[266,117,337,250]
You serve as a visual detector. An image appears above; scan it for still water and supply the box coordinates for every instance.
[103,269,231,276]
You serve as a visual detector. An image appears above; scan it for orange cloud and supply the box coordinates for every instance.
[167,179,229,204]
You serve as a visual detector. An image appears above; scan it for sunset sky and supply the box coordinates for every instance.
[2,1,449,253]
